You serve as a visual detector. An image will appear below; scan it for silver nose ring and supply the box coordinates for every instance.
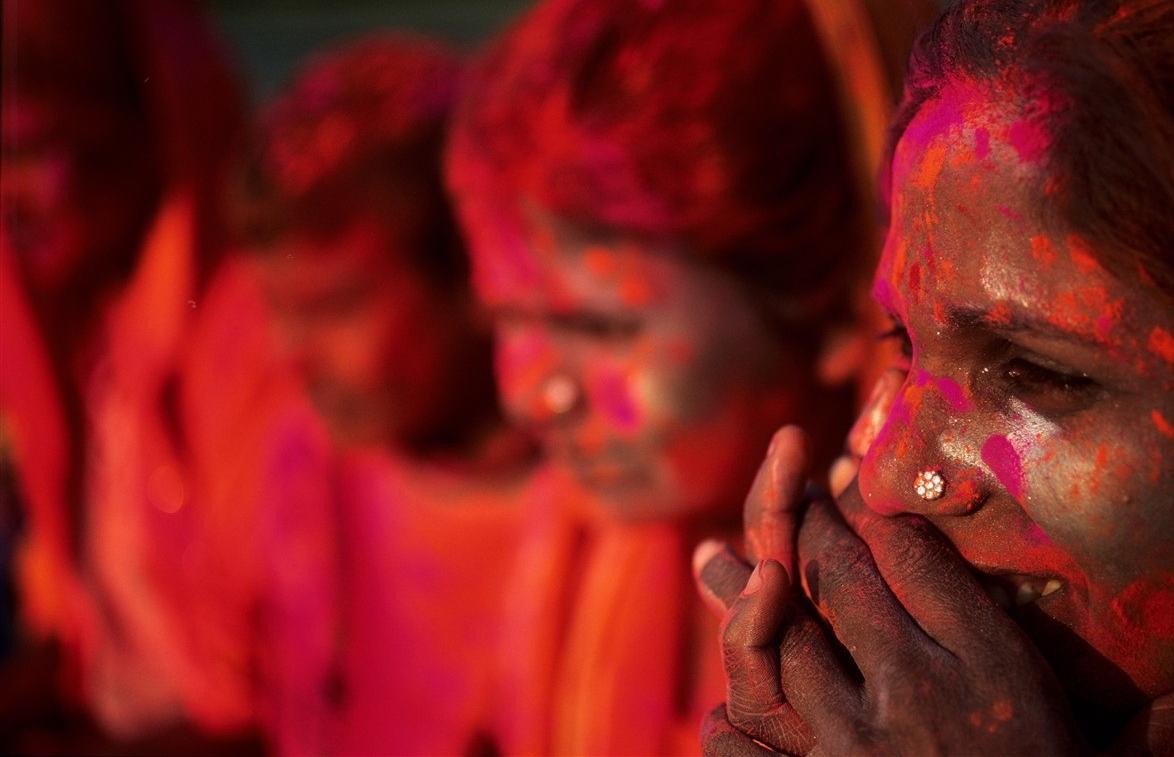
[914,469,945,501]
[542,373,579,416]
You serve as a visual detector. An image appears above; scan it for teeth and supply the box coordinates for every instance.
[982,576,1063,609]
[1015,582,1041,606]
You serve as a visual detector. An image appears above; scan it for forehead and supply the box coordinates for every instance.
[463,197,687,312]
[876,83,1171,360]
[255,217,401,287]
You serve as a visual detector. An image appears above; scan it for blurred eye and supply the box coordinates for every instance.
[554,312,642,341]
[878,319,913,369]
[997,355,1100,416]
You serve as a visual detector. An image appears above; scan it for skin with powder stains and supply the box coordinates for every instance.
[248,213,481,451]
[467,201,814,522]
[700,80,1174,753]
[865,83,1174,714]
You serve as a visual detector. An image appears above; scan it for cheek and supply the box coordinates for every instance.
[599,335,714,438]
[583,360,646,436]
[492,326,562,417]
[1018,424,1172,588]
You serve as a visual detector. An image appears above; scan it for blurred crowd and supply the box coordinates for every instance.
[2,0,1172,755]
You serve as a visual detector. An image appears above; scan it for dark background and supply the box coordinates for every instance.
[209,0,535,104]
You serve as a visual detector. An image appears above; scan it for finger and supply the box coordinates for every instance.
[797,497,933,681]
[695,539,753,617]
[721,560,818,755]
[827,456,857,497]
[775,602,861,747]
[745,426,811,570]
[701,704,786,757]
[846,368,903,459]
[835,482,1025,656]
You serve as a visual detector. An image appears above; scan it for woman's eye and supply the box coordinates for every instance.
[558,313,642,341]
[878,321,913,364]
[998,357,1100,414]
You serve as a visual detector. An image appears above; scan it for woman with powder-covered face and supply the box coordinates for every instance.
[446,0,933,751]
[697,0,1174,753]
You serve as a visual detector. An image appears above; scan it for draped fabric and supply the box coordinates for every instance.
[1,193,329,738]
[491,485,727,756]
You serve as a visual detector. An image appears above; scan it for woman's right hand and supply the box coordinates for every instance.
[694,413,1086,757]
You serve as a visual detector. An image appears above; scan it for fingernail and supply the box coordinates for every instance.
[693,539,724,577]
[742,560,766,596]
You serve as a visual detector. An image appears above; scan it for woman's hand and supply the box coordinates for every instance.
[693,425,820,756]
[698,478,1088,755]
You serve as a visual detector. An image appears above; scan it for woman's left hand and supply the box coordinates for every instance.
[699,481,1088,756]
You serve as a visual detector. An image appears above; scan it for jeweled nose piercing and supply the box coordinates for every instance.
[542,373,579,416]
[914,469,945,501]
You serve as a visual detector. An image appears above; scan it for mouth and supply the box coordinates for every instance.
[570,459,648,490]
[976,571,1064,611]
[550,446,649,492]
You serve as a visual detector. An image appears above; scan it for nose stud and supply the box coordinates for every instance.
[914,469,945,501]
[542,373,579,416]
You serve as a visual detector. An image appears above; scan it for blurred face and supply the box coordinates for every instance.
[465,202,806,522]
[858,85,1174,715]
[249,214,458,449]
[0,97,156,300]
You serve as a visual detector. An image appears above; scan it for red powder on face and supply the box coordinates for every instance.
[1066,235,1103,275]
[913,141,949,191]
[981,434,1024,501]
[1112,580,1174,641]
[1088,443,1112,497]
[584,246,618,276]
[1152,409,1174,440]
[1047,286,1122,345]
[594,370,640,433]
[974,127,990,159]
[988,302,1013,325]
[996,205,1023,222]
[1006,118,1050,164]
[1030,235,1057,268]
[907,262,921,296]
[1148,326,1174,366]
[1137,261,1156,288]
[619,276,653,307]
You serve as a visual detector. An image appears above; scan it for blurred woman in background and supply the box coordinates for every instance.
[235,36,539,755]
[0,0,290,751]
[446,0,933,752]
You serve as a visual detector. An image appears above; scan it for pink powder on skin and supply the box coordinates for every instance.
[981,434,1025,501]
[933,375,971,412]
[973,127,991,159]
[1006,117,1051,164]
[1152,410,1174,440]
[594,370,640,433]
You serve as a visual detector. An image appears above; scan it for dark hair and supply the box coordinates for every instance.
[887,0,1174,293]
[241,35,467,287]
[447,0,871,326]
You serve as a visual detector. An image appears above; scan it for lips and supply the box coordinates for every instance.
[977,571,1064,610]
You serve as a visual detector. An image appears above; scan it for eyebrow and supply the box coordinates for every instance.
[944,304,1103,351]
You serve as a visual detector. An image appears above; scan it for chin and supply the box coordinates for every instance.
[1015,600,1153,744]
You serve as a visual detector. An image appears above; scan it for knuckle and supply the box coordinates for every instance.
[720,609,748,650]
[886,529,951,584]
[819,538,876,592]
